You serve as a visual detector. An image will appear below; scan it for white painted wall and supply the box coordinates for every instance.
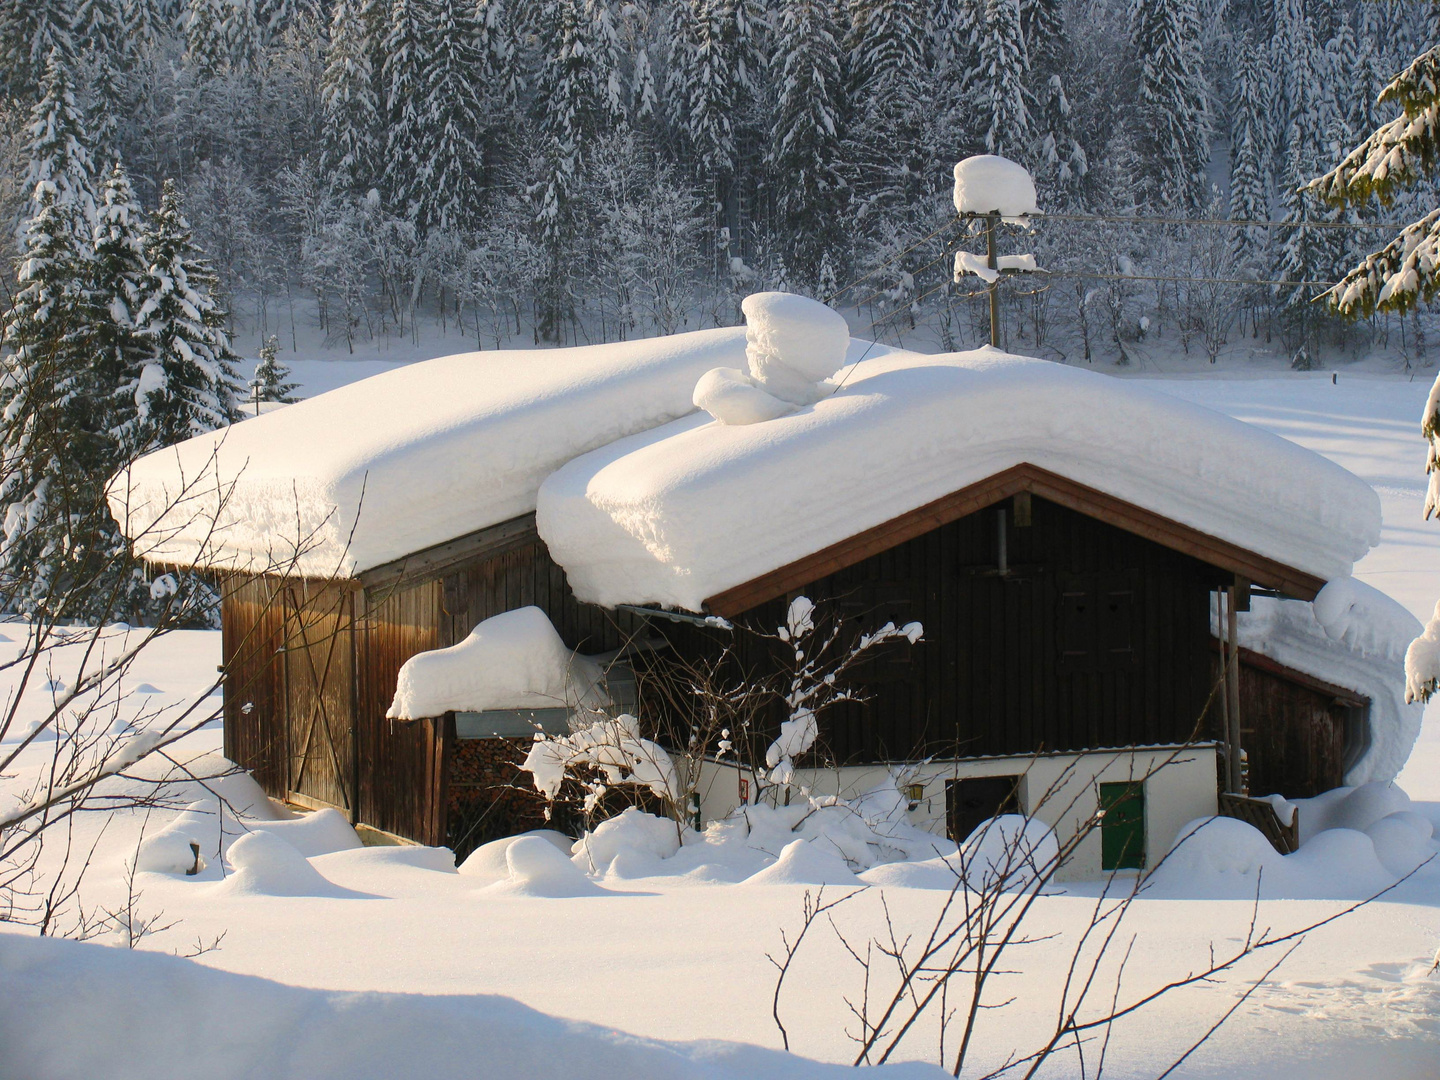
[690,745,1220,882]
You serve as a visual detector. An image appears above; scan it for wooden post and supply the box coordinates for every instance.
[986,211,1001,348]
[1217,589,1233,791]
[1227,583,1244,794]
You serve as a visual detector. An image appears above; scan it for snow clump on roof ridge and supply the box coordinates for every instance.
[952,155,1039,220]
[693,292,850,425]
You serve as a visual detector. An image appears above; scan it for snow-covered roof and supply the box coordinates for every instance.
[1227,578,1424,786]
[108,328,748,578]
[536,346,1382,613]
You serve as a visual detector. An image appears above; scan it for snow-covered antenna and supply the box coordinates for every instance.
[951,155,1044,348]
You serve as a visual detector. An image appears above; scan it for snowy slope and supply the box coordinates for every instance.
[108,328,749,578]
[538,346,1382,612]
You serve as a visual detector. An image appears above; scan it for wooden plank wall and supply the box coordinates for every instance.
[220,574,288,794]
[282,582,355,813]
[672,495,1226,765]
[355,579,448,844]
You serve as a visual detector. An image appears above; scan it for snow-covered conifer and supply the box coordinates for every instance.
[22,51,97,234]
[767,0,848,291]
[0,184,94,610]
[476,0,523,109]
[86,161,151,456]
[381,0,428,221]
[979,0,1030,159]
[1035,74,1086,204]
[672,0,762,182]
[0,0,75,97]
[1129,0,1209,212]
[223,0,264,73]
[846,0,929,207]
[411,0,485,234]
[1228,37,1270,260]
[185,0,230,76]
[253,334,299,402]
[320,0,382,193]
[132,180,242,448]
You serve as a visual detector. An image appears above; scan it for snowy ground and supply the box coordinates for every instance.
[3,358,1439,1079]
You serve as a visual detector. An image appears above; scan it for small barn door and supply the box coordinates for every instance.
[283,584,356,816]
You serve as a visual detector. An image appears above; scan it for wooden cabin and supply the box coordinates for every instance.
[110,317,1413,873]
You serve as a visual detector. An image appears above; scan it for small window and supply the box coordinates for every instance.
[1099,781,1145,870]
[946,775,1022,843]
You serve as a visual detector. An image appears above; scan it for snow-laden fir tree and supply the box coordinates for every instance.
[132,180,241,448]
[320,0,382,193]
[1019,0,1064,71]
[87,161,151,457]
[1228,36,1270,261]
[381,0,428,222]
[845,0,930,213]
[22,51,97,235]
[412,0,486,235]
[586,0,627,129]
[253,334,299,402]
[767,0,848,292]
[670,0,761,186]
[476,0,523,110]
[0,185,95,613]
[979,0,1030,159]
[71,0,129,59]
[0,0,75,98]
[1035,74,1086,205]
[1128,0,1209,212]
[223,0,264,74]
[186,0,230,76]
[1302,37,1440,698]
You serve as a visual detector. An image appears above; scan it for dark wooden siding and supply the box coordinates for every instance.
[281,582,356,813]
[220,574,288,793]
[355,579,448,844]
[674,495,1227,764]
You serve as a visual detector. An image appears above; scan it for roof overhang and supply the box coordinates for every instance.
[702,463,1327,618]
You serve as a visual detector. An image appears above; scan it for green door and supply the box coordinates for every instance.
[1100,782,1145,870]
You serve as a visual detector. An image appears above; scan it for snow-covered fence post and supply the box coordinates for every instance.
[951,155,1043,348]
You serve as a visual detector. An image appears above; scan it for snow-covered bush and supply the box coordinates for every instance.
[520,713,679,820]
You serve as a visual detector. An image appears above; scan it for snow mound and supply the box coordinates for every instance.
[216,831,366,899]
[958,815,1059,892]
[952,155,1039,219]
[1147,810,1433,900]
[134,801,210,875]
[483,835,608,898]
[693,293,851,425]
[540,348,1380,612]
[1229,585,1423,786]
[1,933,945,1080]
[458,830,575,884]
[573,807,683,875]
[258,807,364,857]
[743,838,861,886]
[388,607,604,720]
[693,366,793,426]
[109,327,748,578]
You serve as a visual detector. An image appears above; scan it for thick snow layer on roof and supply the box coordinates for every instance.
[108,328,746,577]
[386,607,605,720]
[536,346,1382,614]
[952,155,1039,219]
[1226,578,1423,786]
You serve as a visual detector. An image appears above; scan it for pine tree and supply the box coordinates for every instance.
[0,185,95,612]
[23,51,97,234]
[1019,0,1065,71]
[979,0,1030,159]
[253,334,299,402]
[320,0,383,192]
[186,0,230,76]
[768,0,847,291]
[223,0,264,73]
[476,0,523,109]
[1036,74,1087,204]
[1228,37,1270,261]
[846,0,929,208]
[412,0,486,234]
[1129,0,1210,212]
[132,180,242,448]
[0,0,75,98]
[87,162,151,457]
[381,0,429,220]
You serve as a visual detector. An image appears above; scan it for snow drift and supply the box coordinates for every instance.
[107,328,748,578]
[538,347,1382,612]
[387,606,605,720]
